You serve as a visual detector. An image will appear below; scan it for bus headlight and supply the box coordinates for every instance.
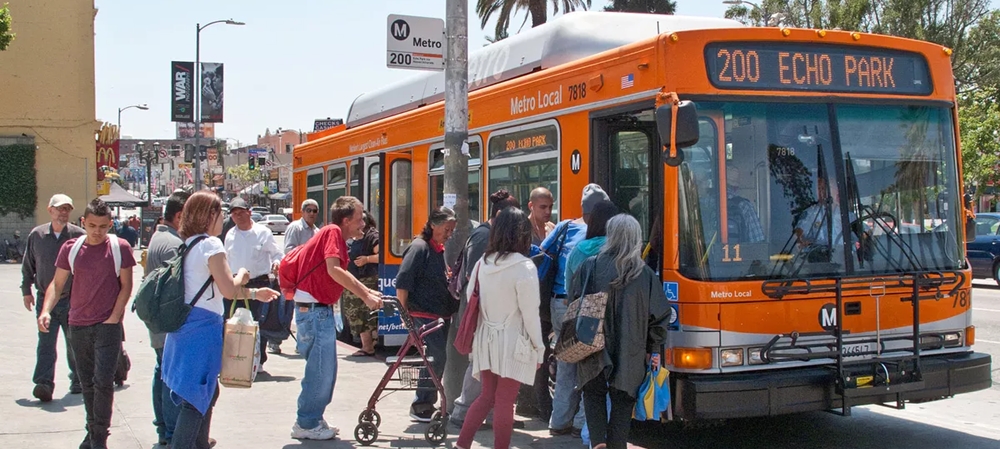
[945,332,962,347]
[748,348,765,365]
[720,348,744,367]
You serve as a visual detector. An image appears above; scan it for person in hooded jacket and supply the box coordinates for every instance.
[456,207,544,449]
[568,214,672,449]
[564,200,619,289]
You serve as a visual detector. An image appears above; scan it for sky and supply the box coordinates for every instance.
[93,1,752,144]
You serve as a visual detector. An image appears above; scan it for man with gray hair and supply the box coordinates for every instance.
[21,194,85,402]
[284,199,320,254]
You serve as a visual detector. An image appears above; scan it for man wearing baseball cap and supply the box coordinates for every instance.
[21,194,86,402]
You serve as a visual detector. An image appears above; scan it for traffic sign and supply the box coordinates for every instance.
[158,149,168,159]
[387,14,445,71]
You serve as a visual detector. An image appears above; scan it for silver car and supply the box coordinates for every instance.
[260,214,289,234]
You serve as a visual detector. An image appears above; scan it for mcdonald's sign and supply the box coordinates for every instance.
[95,141,120,181]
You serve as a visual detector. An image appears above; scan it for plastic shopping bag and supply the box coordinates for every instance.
[634,365,670,421]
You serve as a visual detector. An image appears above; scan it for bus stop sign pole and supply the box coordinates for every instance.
[444,0,470,257]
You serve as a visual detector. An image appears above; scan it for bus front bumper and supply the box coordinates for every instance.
[673,351,992,421]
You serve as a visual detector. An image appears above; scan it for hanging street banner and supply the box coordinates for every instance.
[171,61,195,122]
[201,62,224,123]
[95,122,120,182]
[176,122,215,139]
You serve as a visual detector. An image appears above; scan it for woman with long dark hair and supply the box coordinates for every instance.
[395,206,457,422]
[569,214,671,449]
[162,191,279,449]
[455,207,543,449]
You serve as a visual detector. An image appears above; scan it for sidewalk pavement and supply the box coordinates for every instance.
[0,260,593,449]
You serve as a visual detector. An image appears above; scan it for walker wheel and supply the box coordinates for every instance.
[425,419,448,446]
[355,421,378,446]
[358,409,382,428]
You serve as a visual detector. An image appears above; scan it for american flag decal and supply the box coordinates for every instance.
[621,73,634,89]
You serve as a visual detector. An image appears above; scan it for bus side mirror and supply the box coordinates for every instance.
[965,192,976,243]
[655,101,700,167]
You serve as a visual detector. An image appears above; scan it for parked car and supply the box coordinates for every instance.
[251,212,263,222]
[260,214,290,234]
[251,206,270,215]
[966,212,1000,284]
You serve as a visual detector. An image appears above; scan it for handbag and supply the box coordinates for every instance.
[554,268,608,364]
[453,260,482,356]
[634,363,671,421]
[531,221,570,321]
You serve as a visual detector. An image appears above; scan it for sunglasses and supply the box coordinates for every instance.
[304,208,318,213]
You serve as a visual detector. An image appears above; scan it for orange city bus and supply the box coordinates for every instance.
[292,12,992,420]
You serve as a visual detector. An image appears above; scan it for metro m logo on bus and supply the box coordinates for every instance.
[819,303,838,331]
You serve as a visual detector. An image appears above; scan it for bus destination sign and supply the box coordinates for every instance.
[704,42,933,95]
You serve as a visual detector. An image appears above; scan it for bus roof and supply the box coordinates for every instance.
[345,11,742,128]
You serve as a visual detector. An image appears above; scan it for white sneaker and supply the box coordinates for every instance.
[319,419,340,437]
[291,422,337,440]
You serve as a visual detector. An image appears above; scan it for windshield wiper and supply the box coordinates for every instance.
[844,153,922,272]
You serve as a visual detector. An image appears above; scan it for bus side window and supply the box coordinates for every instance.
[390,159,412,256]
[306,168,325,226]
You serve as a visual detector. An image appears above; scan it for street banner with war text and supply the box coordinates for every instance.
[171,61,195,122]
[201,62,224,123]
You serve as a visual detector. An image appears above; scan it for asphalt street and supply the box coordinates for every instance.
[0,236,996,448]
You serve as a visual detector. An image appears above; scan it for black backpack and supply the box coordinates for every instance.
[133,236,214,334]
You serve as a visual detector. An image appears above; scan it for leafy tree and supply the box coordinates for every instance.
[724,0,870,29]
[604,0,676,14]
[958,88,1000,196]
[227,165,261,194]
[0,3,14,50]
[476,0,591,39]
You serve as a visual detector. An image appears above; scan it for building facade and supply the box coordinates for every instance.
[257,128,302,155]
[0,0,97,236]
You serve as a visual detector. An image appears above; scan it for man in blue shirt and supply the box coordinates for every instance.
[540,183,608,436]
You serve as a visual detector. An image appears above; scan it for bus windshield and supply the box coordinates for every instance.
[678,101,964,281]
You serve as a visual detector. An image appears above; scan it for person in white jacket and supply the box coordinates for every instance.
[455,207,545,449]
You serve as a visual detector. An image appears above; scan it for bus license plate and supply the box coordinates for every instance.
[843,343,873,358]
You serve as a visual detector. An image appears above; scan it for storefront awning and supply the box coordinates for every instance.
[269,192,291,200]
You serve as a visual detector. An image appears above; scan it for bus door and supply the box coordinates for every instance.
[377,151,412,346]
[591,106,661,268]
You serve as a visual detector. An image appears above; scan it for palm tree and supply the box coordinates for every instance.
[476,0,592,39]
[604,0,676,14]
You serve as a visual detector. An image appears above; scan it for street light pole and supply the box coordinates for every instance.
[194,18,244,191]
[116,103,149,134]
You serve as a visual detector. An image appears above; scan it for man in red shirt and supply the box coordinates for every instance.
[38,198,136,449]
[281,196,381,440]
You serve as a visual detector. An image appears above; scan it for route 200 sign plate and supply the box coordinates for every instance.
[387,14,445,71]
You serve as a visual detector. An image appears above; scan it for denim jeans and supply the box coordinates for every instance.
[33,296,77,388]
[411,317,449,413]
[451,361,494,424]
[295,305,339,430]
[550,298,586,431]
[171,382,219,449]
[153,348,179,441]
[70,323,124,446]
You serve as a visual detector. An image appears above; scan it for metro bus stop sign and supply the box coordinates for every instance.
[387,14,445,71]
